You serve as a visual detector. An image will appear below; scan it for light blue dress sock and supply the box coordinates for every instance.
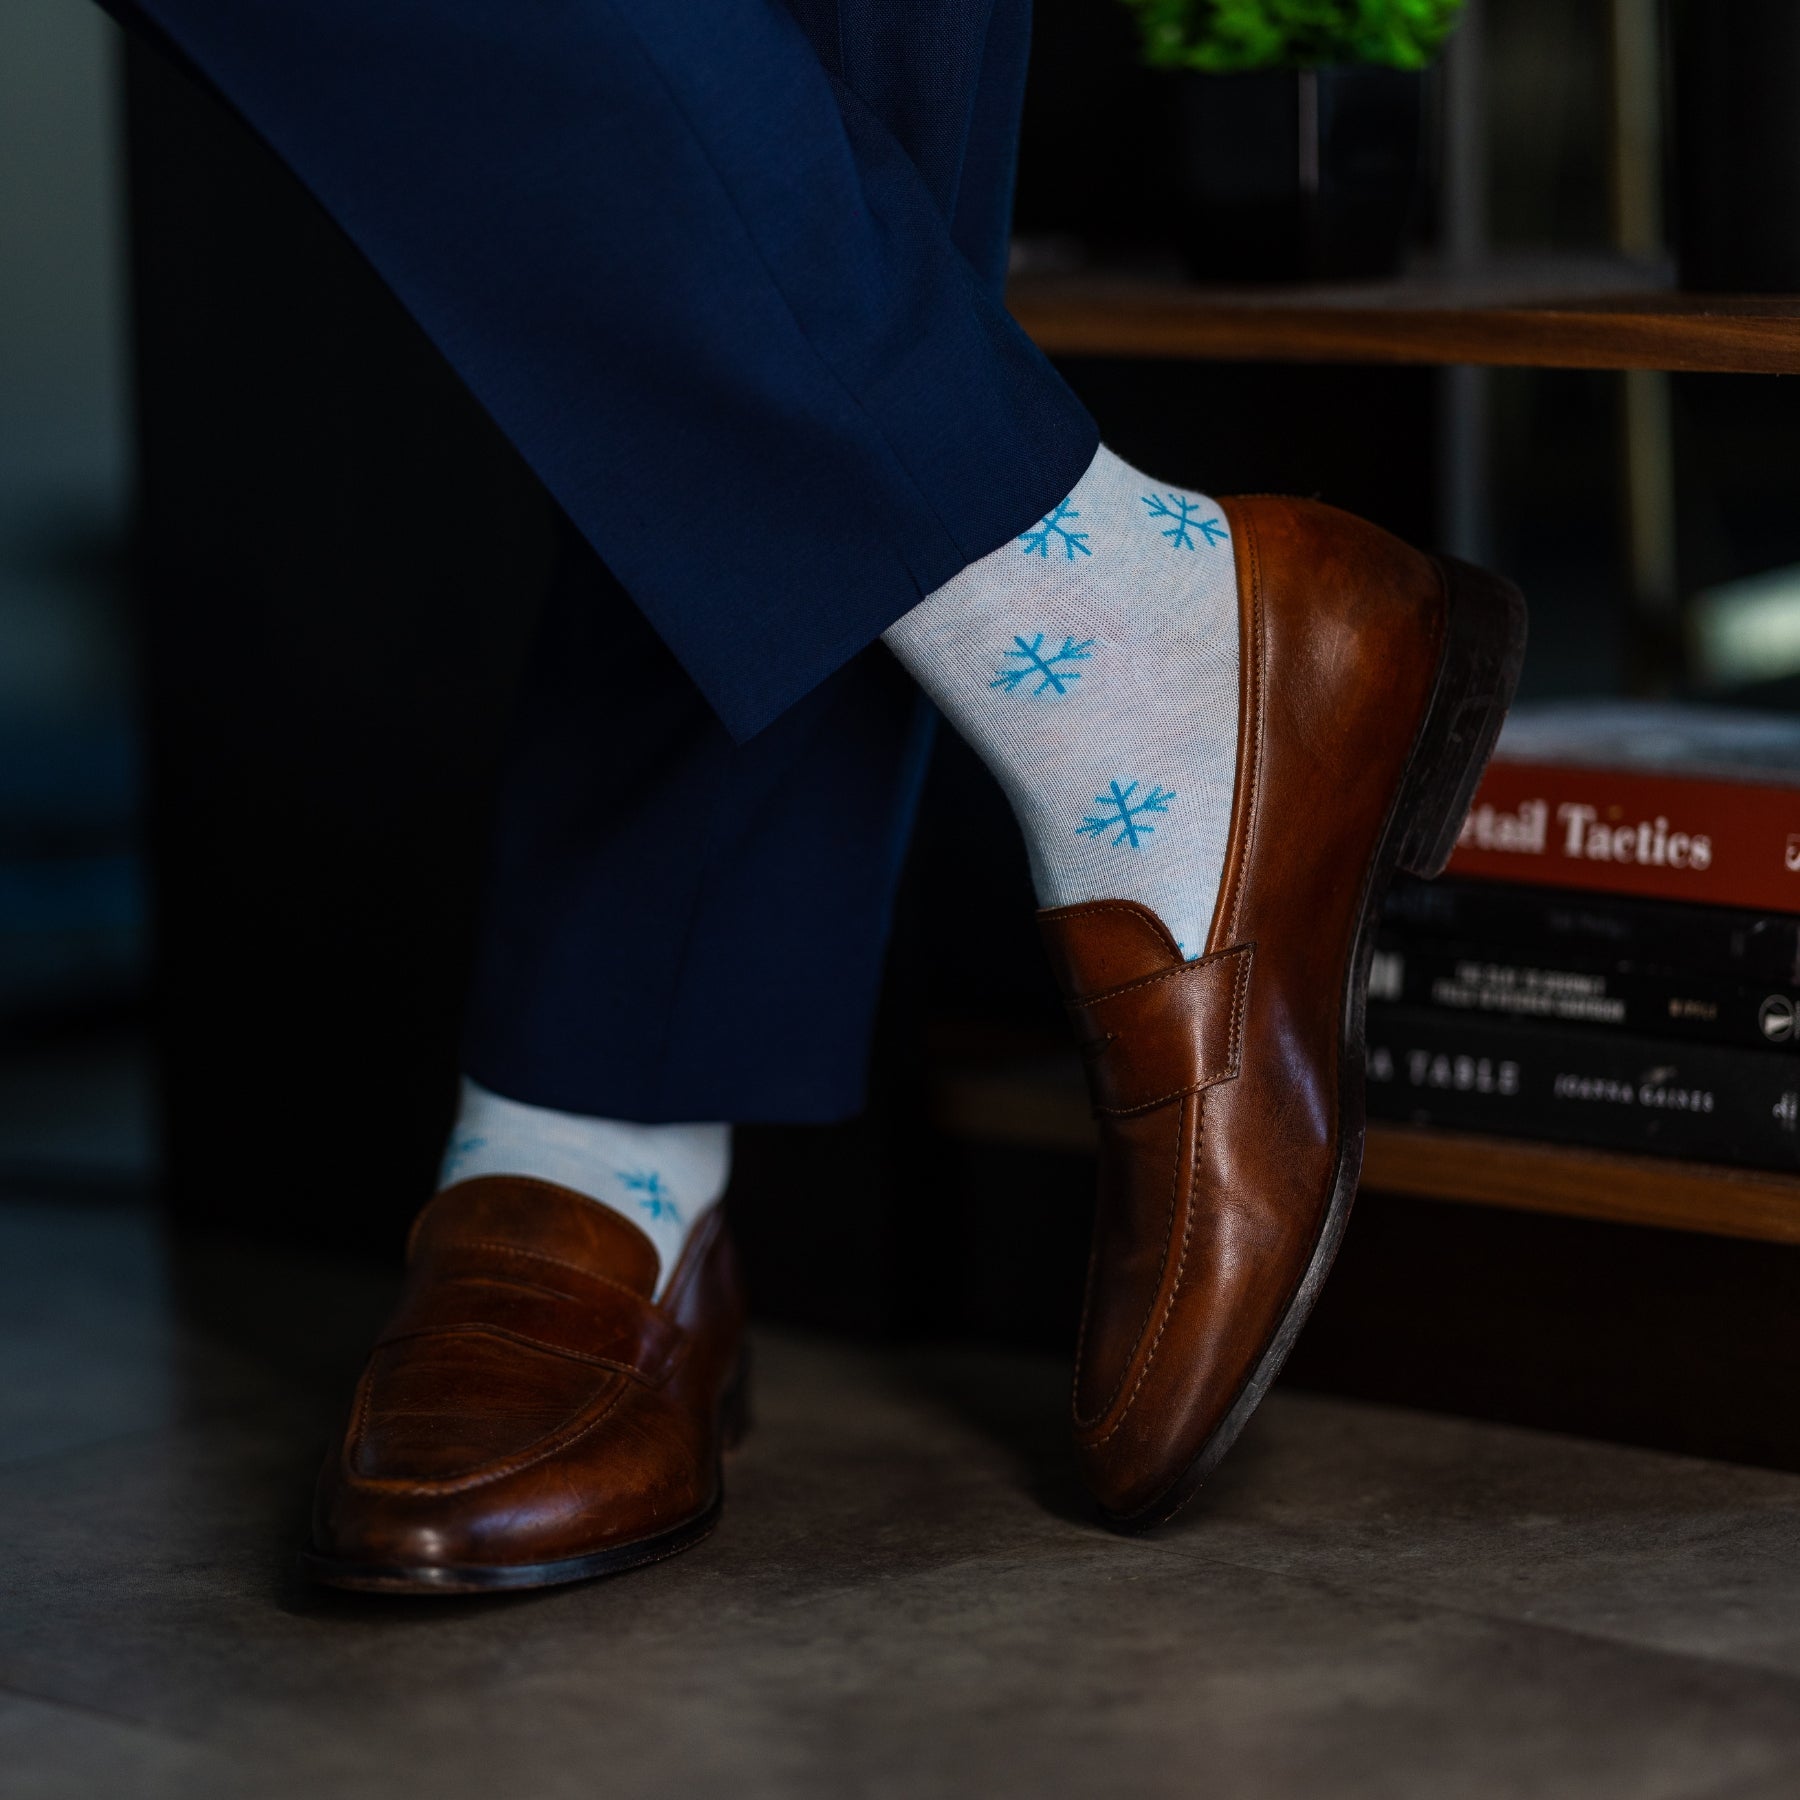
[883,446,1240,959]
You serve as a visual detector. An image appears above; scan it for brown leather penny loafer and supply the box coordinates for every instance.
[1042,496,1526,1531]
[301,1175,747,1593]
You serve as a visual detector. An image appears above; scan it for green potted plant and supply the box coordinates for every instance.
[1120,0,1467,280]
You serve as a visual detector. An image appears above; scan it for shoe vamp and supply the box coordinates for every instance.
[1080,1094,1323,1441]
[350,1332,625,1482]
[1077,1108,1192,1424]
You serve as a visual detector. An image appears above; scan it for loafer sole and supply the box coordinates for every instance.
[298,1488,723,1594]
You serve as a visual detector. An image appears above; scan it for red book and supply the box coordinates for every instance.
[1448,703,1800,912]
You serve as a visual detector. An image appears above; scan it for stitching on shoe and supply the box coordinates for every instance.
[1227,946,1250,1069]
[346,1360,378,1477]
[408,1173,605,1257]
[349,1373,637,1497]
[1068,1193,1108,1429]
[1085,1091,1204,1447]
[1071,1090,1190,1431]
[446,1241,653,1304]
[431,1270,603,1307]
[1042,901,1185,971]
[339,1227,720,1493]
[372,1321,688,1385]
[1086,947,1255,1117]
[1095,1075,1224,1117]
[412,1173,664,1271]
[1220,503,1265,952]
[1069,942,1247,1010]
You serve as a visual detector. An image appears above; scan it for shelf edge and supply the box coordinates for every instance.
[1010,293,1800,375]
[1364,1124,1800,1245]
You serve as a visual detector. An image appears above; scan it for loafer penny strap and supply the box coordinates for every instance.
[377,1256,690,1385]
[1068,942,1253,1116]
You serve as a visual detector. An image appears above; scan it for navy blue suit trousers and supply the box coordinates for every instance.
[106,0,1098,1120]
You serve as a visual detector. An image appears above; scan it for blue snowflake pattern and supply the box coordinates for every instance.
[441,1132,487,1178]
[617,1168,682,1226]
[990,633,1096,697]
[1019,499,1092,560]
[1076,780,1176,850]
[1142,493,1227,550]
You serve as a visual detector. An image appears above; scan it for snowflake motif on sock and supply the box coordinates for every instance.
[990,633,1096,697]
[1142,493,1228,550]
[1076,780,1176,850]
[1018,499,1091,560]
[441,1133,487,1179]
[617,1168,682,1226]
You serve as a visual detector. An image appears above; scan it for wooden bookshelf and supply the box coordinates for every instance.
[1008,254,1800,373]
[930,1054,1800,1248]
[986,249,1800,1244]
[1361,1124,1800,1247]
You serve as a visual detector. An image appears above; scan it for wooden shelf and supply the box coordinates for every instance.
[930,1054,1800,1247]
[1008,254,1800,373]
[1362,1124,1800,1247]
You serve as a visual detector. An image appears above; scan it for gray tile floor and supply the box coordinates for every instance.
[4,1194,1800,1800]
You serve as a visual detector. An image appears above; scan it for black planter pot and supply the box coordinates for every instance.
[1171,66,1423,281]
[1670,0,1800,293]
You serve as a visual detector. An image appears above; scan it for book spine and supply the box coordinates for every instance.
[1449,759,1800,911]
[1382,875,1800,983]
[1364,1010,1800,1172]
[1369,939,1800,1053]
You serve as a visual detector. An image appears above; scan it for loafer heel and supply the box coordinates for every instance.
[1394,556,1528,879]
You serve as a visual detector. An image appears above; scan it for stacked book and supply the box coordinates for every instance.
[1366,702,1800,1171]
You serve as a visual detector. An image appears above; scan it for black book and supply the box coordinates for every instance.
[1382,875,1800,984]
[1369,938,1800,1054]
[1364,1009,1800,1172]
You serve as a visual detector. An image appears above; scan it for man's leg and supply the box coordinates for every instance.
[456,529,933,1129]
[459,0,1032,1120]
[110,0,1054,1308]
[105,0,1096,740]
[445,0,1037,1295]
[168,0,1107,1589]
